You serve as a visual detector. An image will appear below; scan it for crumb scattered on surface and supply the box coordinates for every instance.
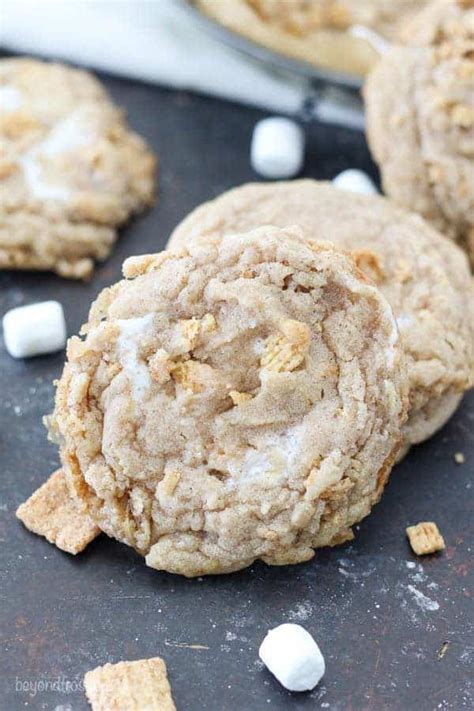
[406,584,440,612]
[438,641,450,660]
[454,451,465,464]
[164,640,209,650]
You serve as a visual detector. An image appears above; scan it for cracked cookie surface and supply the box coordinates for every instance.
[50,227,408,576]
[0,58,156,278]
[365,1,474,265]
[168,180,474,448]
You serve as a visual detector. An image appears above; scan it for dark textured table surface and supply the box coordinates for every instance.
[0,67,473,711]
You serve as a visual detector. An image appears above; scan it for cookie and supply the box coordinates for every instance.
[168,180,474,448]
[365,2,474,265]
[195,1,428,76]
[0,58,156,279]
[49,227,408,576]
[400,0,474,46]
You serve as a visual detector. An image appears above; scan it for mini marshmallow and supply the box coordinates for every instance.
[259,623,325,692]
[0,85,23,112]
[333,169,378,195]
[3,301,67,359]
[251,117,304,179]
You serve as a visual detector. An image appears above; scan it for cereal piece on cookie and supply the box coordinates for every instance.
[229,390,253,406]
[0,58,156,278]
[260,320,310,373]
[16,469,100,554]
[406,521,445,555]
[84,657,176,711]
[48,226,408,576]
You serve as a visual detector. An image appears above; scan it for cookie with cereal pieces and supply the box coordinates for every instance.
[0,58,156,279]
[48,226,408,576]
[168,180,474,452]
[365,0,474,265]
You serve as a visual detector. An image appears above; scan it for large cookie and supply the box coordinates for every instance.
[0,58,156,279]
[365,1,474,265]
[49,227,408,576]
[168,180,474,448]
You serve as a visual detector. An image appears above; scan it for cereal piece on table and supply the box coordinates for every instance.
[406,521,445,556]
[259,623,325,692]
[333,169,378,195]
[454,451,465,465]
[16,469,100,554]
[3,300,67,358]
[251,117,304,179]
[84,657,176,711]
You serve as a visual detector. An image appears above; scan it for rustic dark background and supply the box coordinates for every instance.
[0,65,473,711]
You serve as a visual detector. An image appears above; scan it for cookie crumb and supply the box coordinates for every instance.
[406,521,445,556]
[16,469,99,554]
[437,641,450,660]
[454,451,465,465]
[84,656,176,711]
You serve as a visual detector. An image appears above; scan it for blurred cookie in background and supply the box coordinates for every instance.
[400,0,474,45]
[0,58,156,279]
[365,0,474,265]
[194,0,429,76]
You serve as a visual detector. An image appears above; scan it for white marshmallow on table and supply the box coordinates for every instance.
[251,117,305,179]
[259,623,325,692]
[333,169,378,195]
[2,301,67,359]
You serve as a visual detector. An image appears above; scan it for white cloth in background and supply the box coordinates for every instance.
[0,0,364,128]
